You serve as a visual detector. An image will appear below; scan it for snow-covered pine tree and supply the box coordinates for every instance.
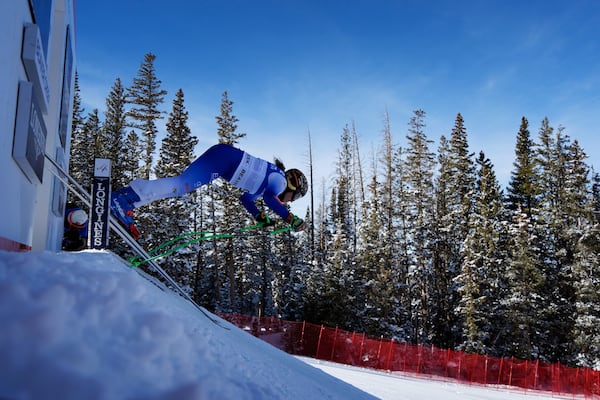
[102,78,128,188]
[572,224,600,368]
[456,152,508,355]
[356,112,406,338]
[126,53,167,180]
[432,134,452,345]
[303,180,333,322]
[569,141,600,367]
[151,88,198,286]
[70,73,85,137]
[505,117,538,218]
[404,109,436,344]
[592,171,600,224]
[434,113,475,348]
[121,130,142,185]
[501,117,544,360]
[304,124,357,330]
[270,208,311,320]
[214,91,248,312]
[534,120,577,363]
[71,109,101,192]
[504,208,544,360]
[356,150,398,337]
[67,74,88,203]
[391,143,412,340]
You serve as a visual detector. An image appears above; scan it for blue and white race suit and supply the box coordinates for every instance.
[128,144,291,220]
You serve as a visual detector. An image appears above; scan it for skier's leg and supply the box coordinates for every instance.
[128,144,243,207]
[110,144,243,237]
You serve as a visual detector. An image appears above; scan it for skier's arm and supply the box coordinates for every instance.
[263,193,291,220]
[239,192,262,218]
[240,191,290,221]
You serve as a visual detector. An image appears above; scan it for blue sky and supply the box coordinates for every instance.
[75,0,600,211]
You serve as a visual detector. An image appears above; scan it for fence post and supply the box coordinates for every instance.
[386,338,394,371]
[556,362,561,394]
[359,332,365,366]
[375,336,383,369]
[533,359,538,390]
[316,325,324,360]
[417,344,423,375]
[498,357,503,385]
[484,355,488,386]
[509,357,514,387]
[300,321,306,355]
[330,326,338,361]
[457,349,462,382]
[403,342,407,372]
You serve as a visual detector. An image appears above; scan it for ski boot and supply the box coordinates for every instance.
[110,186,141,239]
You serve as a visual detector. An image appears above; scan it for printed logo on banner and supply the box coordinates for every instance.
[90,159,111,249]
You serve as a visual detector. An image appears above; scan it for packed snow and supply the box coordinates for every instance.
[0,250,569,399]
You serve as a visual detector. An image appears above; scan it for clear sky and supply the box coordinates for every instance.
[75,0,600,209]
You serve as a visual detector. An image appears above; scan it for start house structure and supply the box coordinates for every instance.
[0,0,76,251]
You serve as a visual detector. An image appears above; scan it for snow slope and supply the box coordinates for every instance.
[0,250,373,399]
[0,250,564,399]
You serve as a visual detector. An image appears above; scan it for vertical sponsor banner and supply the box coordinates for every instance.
[90,159,111,249]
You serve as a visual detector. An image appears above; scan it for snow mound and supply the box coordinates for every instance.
[0,250,373,399]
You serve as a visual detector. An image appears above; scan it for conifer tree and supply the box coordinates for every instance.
[102,78,128,188]
[535,120,576,362]
[122,130,142,184]
[70,109,101,192]
[404,109,436,343]
[506,117,538,219]
[501,118,547,360]
[214,91,247,312]
[127,52,167,180]
[432,112,475,348]
[151,88,198,284]
[391,144,412,339]
[303,180,332,322]
[504,210,544,359]
[432,133,453,347]
[67,74,87,202]
[305,125,357,329]
[216,91,245,145]
[569,142,600,367]
[155,89,198,178]
[456,152,507,354]
[356,152,398,337]
[572,225,600,368]
[592,171,600,224]
[70,73,85,135]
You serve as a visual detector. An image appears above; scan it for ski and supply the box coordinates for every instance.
[45,154,230,329]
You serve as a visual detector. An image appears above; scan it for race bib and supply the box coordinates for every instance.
[229,152,268,194]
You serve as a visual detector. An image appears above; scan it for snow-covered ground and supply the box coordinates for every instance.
[0,250,571,399]
[303,357,571,400]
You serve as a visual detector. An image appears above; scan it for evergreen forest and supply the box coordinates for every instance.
[69,53,600,369]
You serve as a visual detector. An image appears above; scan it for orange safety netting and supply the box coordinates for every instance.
[218,313,600,397]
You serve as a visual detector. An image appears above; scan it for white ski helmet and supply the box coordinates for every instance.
[68,209,88,228]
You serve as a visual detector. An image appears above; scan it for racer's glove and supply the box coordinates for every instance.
[286,213,306,232]
[255,212,275,227]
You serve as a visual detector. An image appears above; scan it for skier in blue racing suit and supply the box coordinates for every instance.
[110,143,308,239]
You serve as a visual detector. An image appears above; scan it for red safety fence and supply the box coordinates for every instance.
[218,313,600,398]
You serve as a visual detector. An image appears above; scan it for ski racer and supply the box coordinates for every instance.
[110,143,308,239]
